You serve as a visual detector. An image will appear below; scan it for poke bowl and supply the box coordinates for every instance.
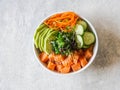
[33,11,98,75]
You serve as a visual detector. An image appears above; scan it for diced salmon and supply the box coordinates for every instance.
[71,62,81,71]
[85,49,92,60]
[56,64,63,72]
[54,54,65,62]
[62,55,73,66]
[39,52,48,63]
[48,52,55,62]
[80,57,88,67]
[72,51,79,64]
[47,61,56,70]
[60,66,70,73]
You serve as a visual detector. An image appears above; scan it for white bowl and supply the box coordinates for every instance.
[33,12,98,75]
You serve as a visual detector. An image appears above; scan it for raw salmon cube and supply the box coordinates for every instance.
[80,57,88,67]
[71,62,81,71]
[56,64,63,72]
[48,52,55,61]
[47,61,56,70]
[39,52,48,62]
[72,51,79,64]
[60,66,70,73]
[85,49,92,60]
[62,55,73,66]
[54,54,65,62]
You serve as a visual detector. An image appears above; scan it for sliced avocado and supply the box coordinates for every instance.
[42,29,53,52]
[35,31,41,48]
[44,30,58,54]
[34,24,46,40]
[34,24,47,48]
[40,28,52,52]
[38,27,48,51]
[35,27,46,48]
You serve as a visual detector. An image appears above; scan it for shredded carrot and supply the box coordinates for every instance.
[44,12,79,32]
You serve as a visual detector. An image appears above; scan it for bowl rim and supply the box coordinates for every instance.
[33,11,99,75]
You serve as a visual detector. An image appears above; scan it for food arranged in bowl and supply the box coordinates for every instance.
[34,12,96,74]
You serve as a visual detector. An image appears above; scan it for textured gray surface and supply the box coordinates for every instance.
[0,0,120,90]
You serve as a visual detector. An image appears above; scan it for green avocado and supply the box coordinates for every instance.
[38,27,48,51]
[40,28,52,52]
[34,24,46,40]
[34,24,47,48]
[35,27,46,48]
[44,30,58,54]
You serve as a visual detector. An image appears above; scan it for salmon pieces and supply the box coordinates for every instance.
[39,46,93,73]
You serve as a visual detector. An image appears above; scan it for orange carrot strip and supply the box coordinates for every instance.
[44,12,79,32]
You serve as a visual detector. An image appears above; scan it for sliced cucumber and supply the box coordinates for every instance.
[76,35,84,48]
[77,20,87,30]
[75,24,84,35]
[83,31,95,45]
[80,21,87,30]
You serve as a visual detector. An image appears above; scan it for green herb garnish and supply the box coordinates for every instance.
[51,31,77,55]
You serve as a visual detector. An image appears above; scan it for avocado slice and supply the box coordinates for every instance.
[42,29,53,52]
[34,24,47,48]
[40,28,52,52]
[35,27,46,48]
[34,24,46,40]
[44,30,58,54]
[38,27,48,51]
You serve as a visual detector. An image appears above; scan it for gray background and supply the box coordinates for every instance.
[0,0,120,90]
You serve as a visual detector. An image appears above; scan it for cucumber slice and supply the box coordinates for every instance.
[75,24,84,35]
[77,20,87,30]
[83,31,95,45]
[80,21,87,30]
[76,35,84,48]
